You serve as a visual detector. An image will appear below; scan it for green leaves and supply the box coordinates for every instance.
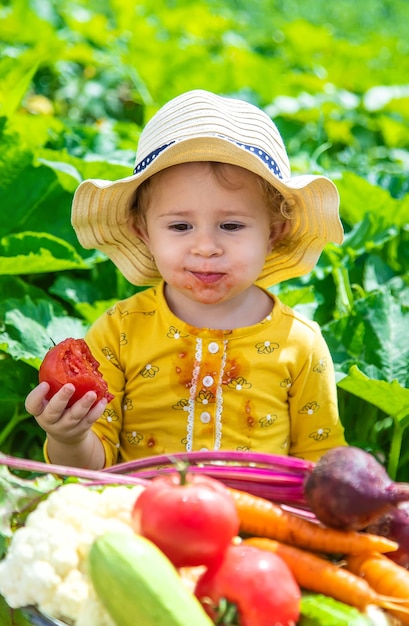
[327,288,409,386]
[0,0,408,480]
[0,62,40,118]
[0,295,88,366]
[0,232,90,275]
[337,367,409,479]
[0,463,61,555]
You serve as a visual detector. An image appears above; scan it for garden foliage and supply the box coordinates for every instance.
[0,0,408,478]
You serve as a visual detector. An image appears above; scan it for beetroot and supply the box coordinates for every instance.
[365,502,409,569]
[303,446,409,531]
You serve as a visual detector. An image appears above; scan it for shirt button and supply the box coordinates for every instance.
[199,447,209,452]
[202,375,214,387]
[208,342,219,354]
[200,411,211,424]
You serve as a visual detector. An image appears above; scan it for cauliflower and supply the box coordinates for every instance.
[0,482,145,626]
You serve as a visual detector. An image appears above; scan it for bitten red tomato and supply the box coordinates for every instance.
[131,471,240,568]
[195,543,301,626]
[39,337,114,408]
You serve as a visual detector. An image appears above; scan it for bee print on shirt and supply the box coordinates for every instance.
[123,396,133,411]
[126,430,143,445]
[280,377,292,389]
[101,408,119,423]
[172,399,189,410]
[299,401,320,415]
[309,427,330,442]
[102,347,120,368]
[227,377,252,391]
[140,363,159,378]
[313,358,327,373]
[259,414,277,428]
[167,326,188,340]
[196,390,214,405]
[255,340,279,354]
[107,305,129,318]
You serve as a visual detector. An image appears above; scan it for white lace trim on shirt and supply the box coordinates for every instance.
[186,337,202,451]
[214,340,228,450]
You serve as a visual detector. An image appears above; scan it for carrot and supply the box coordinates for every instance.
[229,488,398,555]
[244,537,408,616]
[346,552,409,625]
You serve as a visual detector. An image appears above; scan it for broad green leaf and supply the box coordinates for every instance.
[353,291,409,387]
[37,158,82,191]
[0,62,39,117]
[270,284,320,321]
[48,264,140,303]
[0,296,88,366]
[326,289,409,387]
[362,255,399,292]
[0,232,90,275]
[377,113,409,148]
[337,172,409,228]
[73,300,119,325]
[0,160,60,235]
[0,129,34,199]
[39,150,133,183]
[0,358,37,406]
[341,215,398,261]
[0,463,61,543]
[337,365,409,419]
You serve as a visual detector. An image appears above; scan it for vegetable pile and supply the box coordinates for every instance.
[1,448,409,626]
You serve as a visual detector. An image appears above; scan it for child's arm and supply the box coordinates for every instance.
[25,381,106,469]
[287,329,346,462]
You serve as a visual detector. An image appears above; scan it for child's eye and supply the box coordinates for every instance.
[221,222,244,231]
[169,223,191,231]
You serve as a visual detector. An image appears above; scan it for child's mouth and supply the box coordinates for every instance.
[191,271,225,284]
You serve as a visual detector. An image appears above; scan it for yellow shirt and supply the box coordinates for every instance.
[85,282,345,465]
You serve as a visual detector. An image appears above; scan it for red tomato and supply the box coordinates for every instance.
[195,543,301,626]
[39,337,114,407]
[131,471,240,568]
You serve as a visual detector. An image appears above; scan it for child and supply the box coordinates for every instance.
[25,89,346,469]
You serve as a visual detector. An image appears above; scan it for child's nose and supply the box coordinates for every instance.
[191,230,222,257]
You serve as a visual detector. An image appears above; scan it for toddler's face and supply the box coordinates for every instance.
[135,162,277,307]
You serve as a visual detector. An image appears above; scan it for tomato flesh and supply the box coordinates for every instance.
[195,543,301,626]
[39,337,114,407]
[132,472,240,568]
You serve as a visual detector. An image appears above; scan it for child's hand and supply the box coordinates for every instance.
[25,381,108,444]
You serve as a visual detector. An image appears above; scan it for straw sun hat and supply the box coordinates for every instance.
[71,89,343,287]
